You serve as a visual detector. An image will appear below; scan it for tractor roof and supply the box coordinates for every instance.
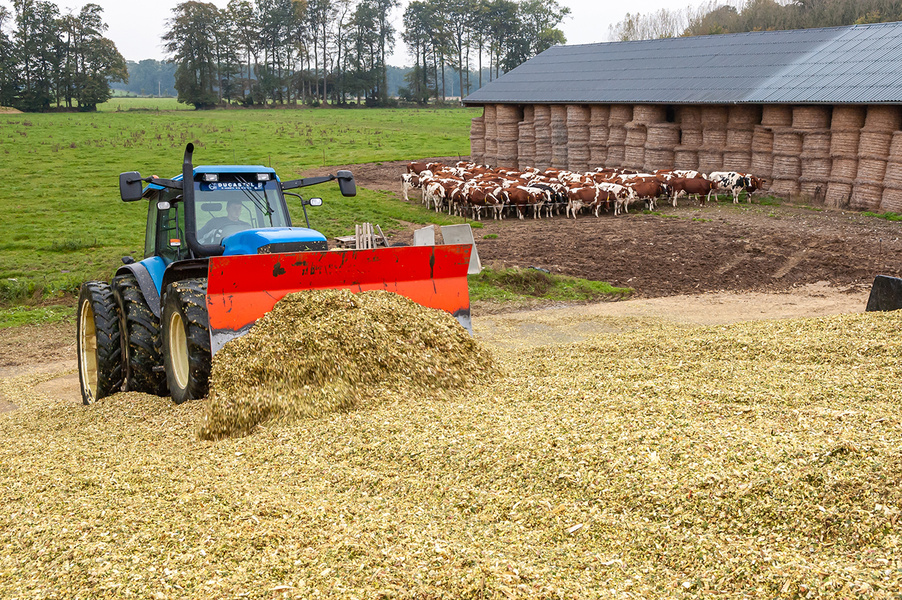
[143,165,278,195]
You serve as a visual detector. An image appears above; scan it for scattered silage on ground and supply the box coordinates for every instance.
[200,289,494,439]
[1,309,901,598]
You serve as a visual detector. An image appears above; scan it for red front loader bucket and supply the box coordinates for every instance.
[206,244,472,355]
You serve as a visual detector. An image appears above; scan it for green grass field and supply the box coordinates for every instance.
[0,103,479,303]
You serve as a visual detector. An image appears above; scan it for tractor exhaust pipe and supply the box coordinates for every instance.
[181,143,224,258]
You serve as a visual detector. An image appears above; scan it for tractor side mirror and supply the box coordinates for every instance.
[336,170,356,197]
[120,171,144,202]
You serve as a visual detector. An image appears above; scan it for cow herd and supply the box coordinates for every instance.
[401,161,765,220]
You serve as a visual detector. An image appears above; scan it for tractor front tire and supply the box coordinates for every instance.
[113,273,167,396]
[162,279,211,404]
[77,281,123,405]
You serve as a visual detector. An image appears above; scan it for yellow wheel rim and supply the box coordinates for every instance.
[78,299,98,401]
[169,310,189,391]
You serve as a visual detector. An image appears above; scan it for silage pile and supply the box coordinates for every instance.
[199,289,493,439]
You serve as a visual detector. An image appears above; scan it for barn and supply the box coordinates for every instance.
[462,21,902,212]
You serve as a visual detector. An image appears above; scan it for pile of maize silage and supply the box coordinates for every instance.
[199,289,494,440]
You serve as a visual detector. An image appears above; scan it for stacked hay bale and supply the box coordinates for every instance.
[794,106,833,203]
[566,105,591,173]
[625,105,665,170]
[826,106,865,208]
[550,105,569,168]
[606,105,632,168]
[588,105,610,168]
[645,123,679,172]
[881,132,902,211]
[723,105,759,173]
[698,106,729,173]
[517,106,536,171]
[495,104,521,169]
[534,105,552,171]
[852,106,901,210]
[470,115,486,164]
[750,125,774,188]
[674,106,702,170]
[483,104,498,166]
[767,105,800,198]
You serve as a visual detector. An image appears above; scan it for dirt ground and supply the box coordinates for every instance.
[2,157,898,408]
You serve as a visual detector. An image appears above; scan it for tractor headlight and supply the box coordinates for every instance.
[257,173,271,181]
[203,173,219,182]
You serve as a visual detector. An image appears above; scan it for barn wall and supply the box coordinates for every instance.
[471,102,902,211]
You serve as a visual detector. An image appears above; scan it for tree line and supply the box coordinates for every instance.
[163,0,569,109]
[0,1,127,111]
[610,0,902,42]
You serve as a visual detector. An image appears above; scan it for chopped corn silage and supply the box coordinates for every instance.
[200,289,494,439]
[1,310,901,598]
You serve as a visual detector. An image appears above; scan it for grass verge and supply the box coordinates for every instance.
[469,267,632,304]
[0,304,75,328]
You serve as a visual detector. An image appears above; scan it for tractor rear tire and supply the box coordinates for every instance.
[77,281,123,405]
[162,278,211,404]
[112,273,167,396]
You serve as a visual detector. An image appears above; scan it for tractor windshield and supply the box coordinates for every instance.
[194,177,289,245]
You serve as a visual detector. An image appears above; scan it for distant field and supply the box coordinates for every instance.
[0,106,478,303]
[98,97,189,112]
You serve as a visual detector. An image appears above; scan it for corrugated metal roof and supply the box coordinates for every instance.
[462,22,902,105]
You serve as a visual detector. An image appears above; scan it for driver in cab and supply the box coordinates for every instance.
[198,200,252,243]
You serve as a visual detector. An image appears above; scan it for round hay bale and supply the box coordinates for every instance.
[568,126,589,145]
[801,129,831,157]
[590,105,610,125]
[518,120,536,139]
[851,182,883,211]
[793,105,831,129]
[723,150,752,172]
[484,106,498,164]
[470,118,486,162]
[864,105,902,132]
[831,106,866,130]
[567,104,590,123]
[702,129,727,147]
[761,105,793,127]
[632,105,667,124]
[678,106,703,128]
[881,186,902,212]
[606,145,625,167]
[830,156,859,180]
[646,123,680,149]
[858,131,893,159]
[883,161,902,187]
[889,132,902,160]
[523,105,535,122]
[534,105,551,123]
[534,154,552,171]
[752,127,774,152]
[609,104,633,125]
[568,151,590,173]
[624,145,646,169]
[590,146,607,168]
[773,129,802,155]
[773,154,802,178]
[751,152,774,178]
[801,157,832,180]
[700,106,728,126]
[680,129,703,148]
[674,148,699,170]
[826,181,853,208]
[829,130,860,156]
[698,149,724,172]
[728,105,761,126]
[589,124,610,145]
[645,148,675,171]
[497,122,519,141]
[551,104,567,122]
[201,289,493,440]
[625,125,647,146]
[799,179,827,203]
[607,126,628,145]
[770,178,800,198]
[856,157,887,182]
[496,104,521,123]
[726,127,754,147]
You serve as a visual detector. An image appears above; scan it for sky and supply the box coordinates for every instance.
[7,0,699,66]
